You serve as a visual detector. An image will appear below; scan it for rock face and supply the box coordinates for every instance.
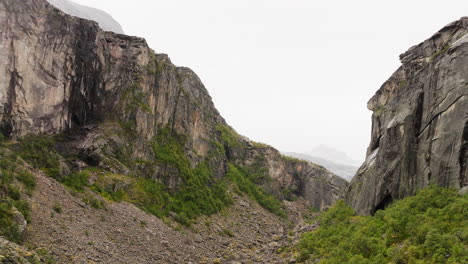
[283,151,358,181]
[46,0,124,33]
[0,0,346,210]
[347,17,468,214]
[230,144,348,210]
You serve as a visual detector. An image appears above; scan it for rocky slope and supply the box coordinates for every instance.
[46,0,124,33]
[0,0,348,262]
[347,17,468,215]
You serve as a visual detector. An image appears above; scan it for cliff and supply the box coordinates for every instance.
[0,0,345,218]
[347,17,468,214]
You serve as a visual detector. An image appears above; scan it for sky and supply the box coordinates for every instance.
[70,0,468,162]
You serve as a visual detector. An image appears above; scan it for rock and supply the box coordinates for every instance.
[0,237,42,263]
[59,159,71,176]
[347,17,468,215]
[459,186,468,195]
[194,234,203,243]
[11,206,27,235]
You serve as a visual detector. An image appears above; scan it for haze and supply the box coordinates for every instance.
[71,0,468,161]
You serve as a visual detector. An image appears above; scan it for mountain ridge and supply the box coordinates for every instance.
[46,0,124,34]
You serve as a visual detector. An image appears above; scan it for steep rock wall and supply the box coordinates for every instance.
[347,17,468,214]
[0,0,347,210]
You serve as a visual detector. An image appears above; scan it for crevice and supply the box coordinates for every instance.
[417,94,466,138]
[170,73,183,133]
[371,193,393,215]
[1,70,20,137]
[459,121,468,187]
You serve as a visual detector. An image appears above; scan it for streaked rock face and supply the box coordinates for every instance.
[46,0,124,33]
[0,0,347,209]
[347,17,468,215]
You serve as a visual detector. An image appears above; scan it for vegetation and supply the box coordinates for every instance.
[281,155,306,163]
[431,44,451,62]
[216,125,242,147]
[298,186,468,263]
[226,163,285,217]
[0,148,35,243]
[374,105,386,116]
[17,136,61,178]
[61,171,90,192]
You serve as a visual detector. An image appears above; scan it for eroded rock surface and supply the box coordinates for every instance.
[347,17,468,214]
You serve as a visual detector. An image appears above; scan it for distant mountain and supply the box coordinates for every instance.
[47,0,124,33]
[283,152,358,181]
[306,145,362,167]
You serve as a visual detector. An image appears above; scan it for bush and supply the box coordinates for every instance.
[15,170,36,191]
[216,125,241,147]
[298,186,468,263]
[17,136,61,178]
[61,171,90,192]
[0,201,22,243]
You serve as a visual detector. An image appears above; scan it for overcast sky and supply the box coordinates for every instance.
[71,0,467,161]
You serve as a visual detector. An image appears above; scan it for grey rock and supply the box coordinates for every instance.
[59,159,71,176]
[11,206,27,235]
[193,234,203,243]
[347,17,468,214]
[459,186,468,195]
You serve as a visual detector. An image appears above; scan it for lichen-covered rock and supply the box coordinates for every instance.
[0,237,42,264]
[347,17,468,214]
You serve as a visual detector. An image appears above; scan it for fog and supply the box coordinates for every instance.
[71,0,468,161]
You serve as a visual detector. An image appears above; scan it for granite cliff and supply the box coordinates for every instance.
[347,17,468,214]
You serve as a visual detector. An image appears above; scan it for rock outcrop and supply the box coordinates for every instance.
[347,17,468,214]
[46,0,124,33]
[0,0,346,213]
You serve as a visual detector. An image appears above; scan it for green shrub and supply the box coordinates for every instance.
[15,170,36,191]
[52,203,62,214]
[281,155,306,163]
[17,136,61,178]
[0,201,22,243]
[216,125,241,147]
[61,171,90,192]
[298,186,468,263]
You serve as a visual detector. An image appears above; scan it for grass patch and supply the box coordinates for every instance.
[298,186,468,263]
[281,155,306,163]
[17,136,61,178]
[16,170,36,192]
[61,171,90,192]
[216,125,242,147]
[430,44,451,62]
[0,147,33,243]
